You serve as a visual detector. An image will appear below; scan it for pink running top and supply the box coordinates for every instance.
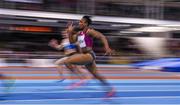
[78,31,93,48]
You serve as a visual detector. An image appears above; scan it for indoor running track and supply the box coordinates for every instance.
[0,65,180,105]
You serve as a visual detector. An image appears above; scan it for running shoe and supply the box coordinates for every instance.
[56,78,66,82]
[105,87,116,98]
[3,78,15,94]
[66,79,86,90]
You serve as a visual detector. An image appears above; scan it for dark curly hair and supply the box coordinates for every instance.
[82,15,92,26]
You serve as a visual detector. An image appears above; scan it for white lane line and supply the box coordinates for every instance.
[1,89,180,94]
[11,79,180,83]
[1,96,180,102]
[1,104,179,105]
[1,85,180,88]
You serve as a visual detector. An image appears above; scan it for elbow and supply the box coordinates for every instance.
[99,35,107,41]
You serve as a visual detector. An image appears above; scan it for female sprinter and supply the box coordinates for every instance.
[63,16,115,97]
[48,26,86,82]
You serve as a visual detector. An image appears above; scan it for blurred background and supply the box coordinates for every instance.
[0,0,180,66]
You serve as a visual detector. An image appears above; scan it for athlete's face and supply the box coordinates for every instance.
[79,18,87,29]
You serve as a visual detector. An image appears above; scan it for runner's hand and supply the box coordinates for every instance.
[104,47,115,56]
[48,39,58,48]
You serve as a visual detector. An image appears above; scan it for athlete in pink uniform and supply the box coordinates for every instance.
[63,16,115,97]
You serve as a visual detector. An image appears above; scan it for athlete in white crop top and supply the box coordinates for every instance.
[49,28,86,82]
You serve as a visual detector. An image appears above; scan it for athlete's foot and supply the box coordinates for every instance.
[66,79,86,90]
[3,78,16,94]
[56,78,65,82]
[105,87,116,99]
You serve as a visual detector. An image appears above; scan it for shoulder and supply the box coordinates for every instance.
[87,28,94,32]
[86,28,95,35]
[61,38,68,43]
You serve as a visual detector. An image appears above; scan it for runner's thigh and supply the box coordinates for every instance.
[64,53,93,65]
[55,57,68,65]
